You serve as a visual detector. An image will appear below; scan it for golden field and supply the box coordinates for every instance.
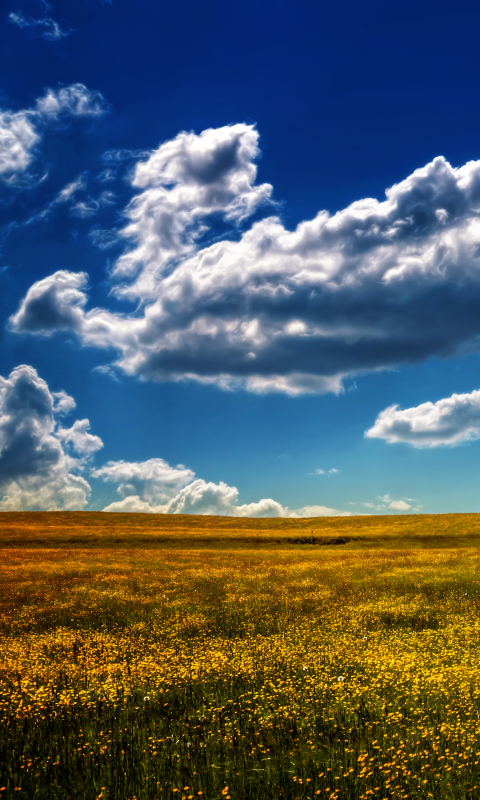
[2,512,480,799]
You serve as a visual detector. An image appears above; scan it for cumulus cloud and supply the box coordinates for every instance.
[56,419,104,455]
[366,388,480,447]
[92,458,195,504]
[0,85,108,186]
[388,499,411,510]
[94,455,349,516]
[17,125,480,394]
[0,365,103,510]
[9,270,89,334]
[8,10,71,40]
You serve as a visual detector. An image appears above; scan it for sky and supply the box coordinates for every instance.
[3,0,480,516]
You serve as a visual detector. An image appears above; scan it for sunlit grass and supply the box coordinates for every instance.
[1,513,480,798]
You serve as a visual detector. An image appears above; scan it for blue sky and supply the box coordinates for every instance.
[2,0,480,515]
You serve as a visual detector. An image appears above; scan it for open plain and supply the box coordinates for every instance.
[2,512,480,799]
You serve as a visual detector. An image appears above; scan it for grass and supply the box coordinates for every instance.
[1,512,480,799]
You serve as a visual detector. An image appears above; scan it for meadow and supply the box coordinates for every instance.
[2,513,480,799]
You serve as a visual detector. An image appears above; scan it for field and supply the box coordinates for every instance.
[2,514,480,799]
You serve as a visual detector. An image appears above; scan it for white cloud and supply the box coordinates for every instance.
[95,455,349,517]
[360,494,417,512]
[50,175,116,219]
[89,227,121,249]
[92,458,195,504]
[366,388,480,447]
[308,467,338,475]
[71,191,116,218]
[292,504,348,517]
[52,389,76,414]
[8,10,71,40]
[17,126,480,394]
[56,419,104,455]
[55,175,87,204]
[111,123,273,298]
[0,111,39,181]
[9,270,89,334]
[388,499,411,510]
[0,85,108,186]
[36,84,109,117]
[96,168,116,182]
[0,365,103,510]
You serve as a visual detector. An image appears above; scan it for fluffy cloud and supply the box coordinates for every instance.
[0,111,39,181]
[92,458,195,504]
[16,125,480,394]
[388,499,411,510]
[0,365,103,510]
[56,419,104,455]
[0,85,108,186]
[8,10,70,40]
[95,456,349,516]
[112,123,273,297]
[366,388,480,447]
[9,270,89,334]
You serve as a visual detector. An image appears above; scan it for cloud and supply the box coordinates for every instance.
[388,499,411,510]
[308,467,338,475]
[8,10,71,40]
[0,85,108,187]
[9,270,89,334]
[92,458,195,504]
[89,227,121,249]
[366,387,480,447]
[55,175,88,204]
[17,126,480,394]
[360,494,417,512]
[36,84,110,117]
[70,191,116,218]
[96,168,116,182]
[0,365,102,510]
[94,455,350,516]
[101,149,152,164]
[49,175,116,220]
[0,111,39,182]
[56,419,104,455]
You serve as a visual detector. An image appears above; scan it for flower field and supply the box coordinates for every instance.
[2,513,480,799]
